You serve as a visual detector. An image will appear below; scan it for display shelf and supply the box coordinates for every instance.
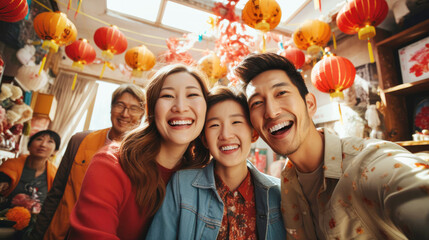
[375,19,429,142]
[383,78,429,95]
[395,140,429,153]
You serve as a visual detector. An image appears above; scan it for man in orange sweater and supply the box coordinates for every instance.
[26,84,145,240]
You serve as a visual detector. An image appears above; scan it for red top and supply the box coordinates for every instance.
[69,144,176,240]
[215,170,257,240]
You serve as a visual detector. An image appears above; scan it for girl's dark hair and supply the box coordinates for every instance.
[28,130,61,151]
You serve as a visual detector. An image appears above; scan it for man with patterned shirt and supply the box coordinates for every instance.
[235,52,429,240]
[146,86,285,239]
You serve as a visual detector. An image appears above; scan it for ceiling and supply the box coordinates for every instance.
[53,0,402,83]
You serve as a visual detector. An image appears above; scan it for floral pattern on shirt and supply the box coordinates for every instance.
[215,171,257,240]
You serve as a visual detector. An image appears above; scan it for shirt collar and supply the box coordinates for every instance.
[214,170,254,202]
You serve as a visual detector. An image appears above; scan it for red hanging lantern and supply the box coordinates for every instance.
[336,0,389,63]
[0,0,28,22]
[278,46,305,70]
[65,38,96,90]
[311,55,356,100]
[93,25,127,79]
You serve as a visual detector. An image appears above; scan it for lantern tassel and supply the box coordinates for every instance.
[100,61,107,79]
[38,54,47,75]
[367,39,374,63]
[72,73,77,90]
[338,102,343,124]
[67,0,71,11]
[74,0,82,18]
[262,33,266,53]
[314,0,321,11]
[333,32,337,50]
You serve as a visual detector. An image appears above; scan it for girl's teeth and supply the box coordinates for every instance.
[171,120,192,126]
[221,145,238,151]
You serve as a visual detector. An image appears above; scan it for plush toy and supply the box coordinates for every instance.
[0,83,22,102]
[6,104,33,125]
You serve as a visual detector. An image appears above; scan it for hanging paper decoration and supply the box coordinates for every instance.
[311,55,356,100]
[212,0,240,22]
[158,34,196,65]
[0,0,28,22]
[124,45,156,78]
[33,11,77,74]
[336,0,388,63]
[293,19,331,58]
[278,46,305,70]
[198,52,227,86]
[241,0,282,52]
[93,25,127,79]
[65,38,96,90]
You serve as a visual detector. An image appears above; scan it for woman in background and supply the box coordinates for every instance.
[69,64,211,240]
[0,130,60,212]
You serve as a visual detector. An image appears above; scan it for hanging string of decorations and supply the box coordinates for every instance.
[65,38,96,90]
[241,0,282,52]
[336,0,389,63]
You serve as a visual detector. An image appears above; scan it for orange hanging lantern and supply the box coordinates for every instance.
[311,55,356,100]
[293,19,331,58]
[336,0,388,63]
[0,0,28,22]
[124,45,156,78]
[198,52,227,86]
[65,39,96,90]
[33,11,77,75]
[278,46,305,70]
[241,0,282,52]
[93,25,128,79]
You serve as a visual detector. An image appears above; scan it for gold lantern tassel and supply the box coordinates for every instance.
[338,102,343,124]
[72,73,78,90]
[262,33,266,53]
[332,32,337,50]
[100,61,107,79]
[367,39,374,63]
[38,54,47,75]
[67,0,72,11]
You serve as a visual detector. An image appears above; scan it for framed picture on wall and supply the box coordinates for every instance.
[398,35,429,84]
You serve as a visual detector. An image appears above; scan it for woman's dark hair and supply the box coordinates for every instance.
[234,52,309,100]
[28,130,61,151]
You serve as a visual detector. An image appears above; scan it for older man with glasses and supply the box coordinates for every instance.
[26,84,145,240]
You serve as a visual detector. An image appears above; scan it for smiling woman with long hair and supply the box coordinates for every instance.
[69,64,211,240]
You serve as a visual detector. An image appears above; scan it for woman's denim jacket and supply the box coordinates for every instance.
[146,160,286,239]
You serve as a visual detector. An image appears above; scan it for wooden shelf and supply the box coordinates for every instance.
[376,19,429,49]
[395,140,429,153]
[383,78,429,95]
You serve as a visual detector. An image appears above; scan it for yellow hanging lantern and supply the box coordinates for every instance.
[241,0,282,52]
[125,45,156,78]
[293,19,331,57]
[198,52,227,86]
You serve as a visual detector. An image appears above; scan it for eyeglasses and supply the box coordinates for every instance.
[112,103,144,116]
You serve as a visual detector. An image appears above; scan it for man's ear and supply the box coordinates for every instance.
[305,93,317,118]
[251,129,259,143]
